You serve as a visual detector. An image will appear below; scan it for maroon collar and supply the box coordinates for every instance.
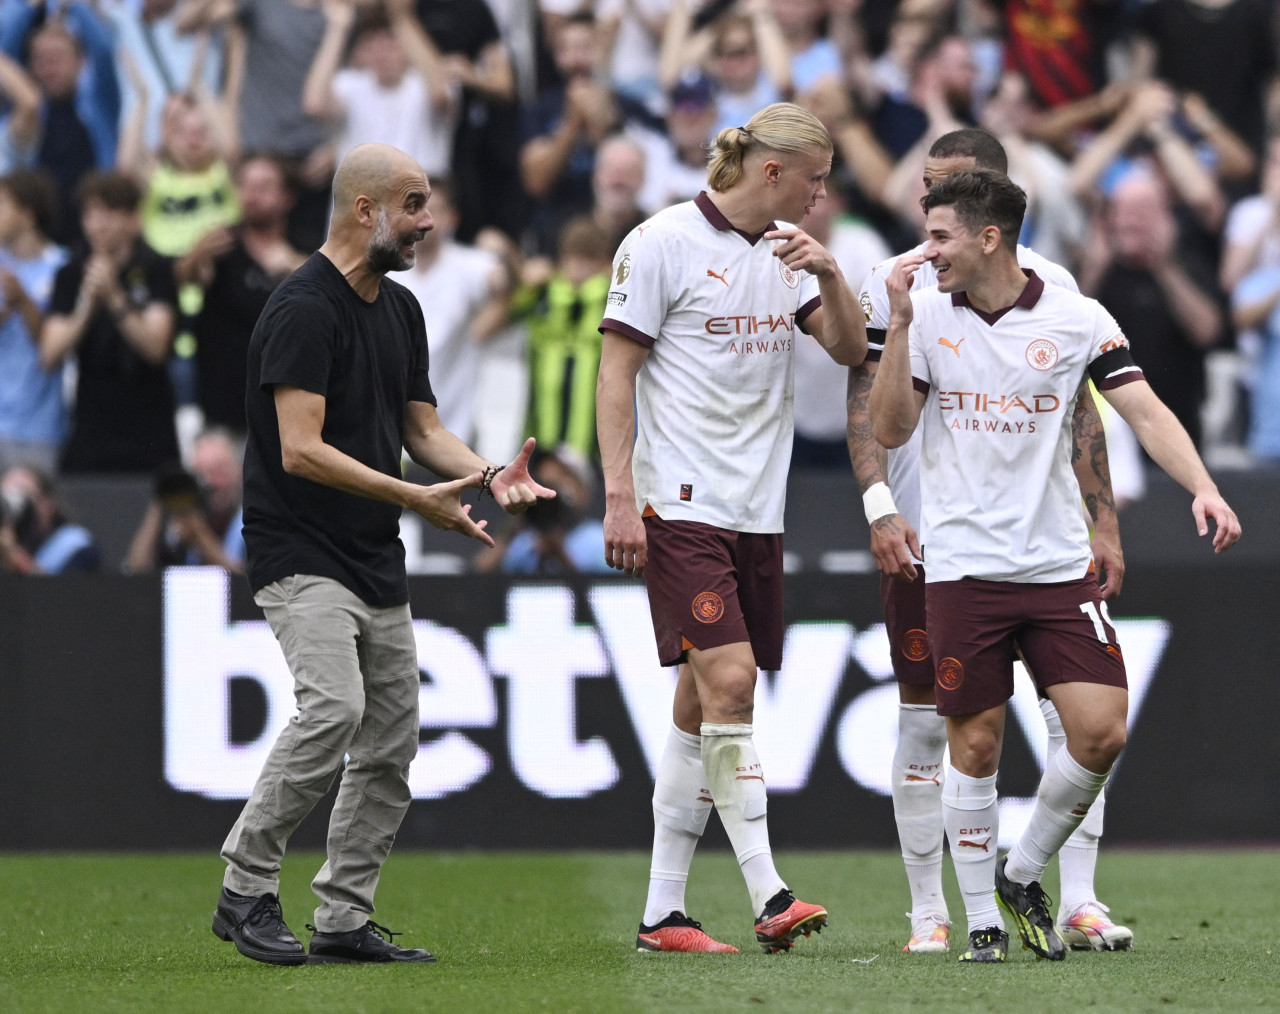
[950,269,1045,325]
[694,190,775,245]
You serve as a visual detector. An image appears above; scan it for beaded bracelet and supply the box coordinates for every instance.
[479,464,501,497]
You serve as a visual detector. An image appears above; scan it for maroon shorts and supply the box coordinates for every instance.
[880,568,934,686]
[642,514,784,669]
[926,575,1127,717]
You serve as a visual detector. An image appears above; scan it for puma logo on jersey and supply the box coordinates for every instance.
[939,336,966,357]
[707,267,729,286]
[958,836,991,852]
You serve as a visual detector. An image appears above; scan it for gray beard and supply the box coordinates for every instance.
[367,207,412,273]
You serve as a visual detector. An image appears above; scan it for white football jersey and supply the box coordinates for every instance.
[905,274,1136,583]
[859,244,1077,531]
[600,193,822,532]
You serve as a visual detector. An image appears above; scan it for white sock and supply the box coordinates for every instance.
[1041,698,1105,907]
[941,764,1002,937]
[701,722,786,916]
[1006,746,1110,887]
[643,725,713,926]
[892,704,948,919]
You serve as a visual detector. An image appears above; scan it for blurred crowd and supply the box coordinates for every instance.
[1,0,1278,575]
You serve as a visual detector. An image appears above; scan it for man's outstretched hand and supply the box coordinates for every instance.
[408,472,495,547]
[490,437,557,513]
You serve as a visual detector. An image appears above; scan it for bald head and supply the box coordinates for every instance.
[326,143,433,277]
[331,143,426,221]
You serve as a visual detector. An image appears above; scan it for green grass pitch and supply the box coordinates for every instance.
[1,849,1276,1013]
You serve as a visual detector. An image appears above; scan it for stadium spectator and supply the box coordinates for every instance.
[519,11,662,254]
[792,172,889,468]
[213,142,553,967]
[177,154,306,436]
[0,49,42,176]
[0,462,100,573]
[1079,169,1225,449]
[123,427,245,573]
[590,134,649,245]
[657,4,790,138]
[849,129,1130,958]
[1130,0,1278,162]
[5,12,121,244]
[597,103,865,953]
[415,0,521,242]
[769,0,841,97]
[42,171,179,475]
[977,71,1087,272]
[118,89,239,261]
[1230,260,1280,462]
[518,215,613,464]
[302,0,456,178]
[0,169,68,475]
[1067,80,1230,240]
[868,166,1239,963]
[397,177,511,446]
[636,72,718,214]
[1001,0,1124,112]
[597,0,671,111]
[103,0,224,152]
[175,0,333,252]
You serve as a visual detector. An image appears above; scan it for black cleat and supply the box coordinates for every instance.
[307,920,437,964]
[995,855,1067,961]
[212,888,307,966]
[958,926,1009,963]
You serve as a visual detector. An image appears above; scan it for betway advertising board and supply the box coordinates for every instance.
[1,568,1275,848]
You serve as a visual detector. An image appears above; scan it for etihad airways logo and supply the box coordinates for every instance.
[939,391,1061,435]
[706,312,796,336]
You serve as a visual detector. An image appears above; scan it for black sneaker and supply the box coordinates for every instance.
[307,920,437,964]
[995,855,1067,961]
[212,888,307,966]
[958,926,1009,963]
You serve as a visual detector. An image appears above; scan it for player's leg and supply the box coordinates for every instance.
[999,579,1127,959]
[942,706,1008,961]
[883,571,950,951]
[1040,697,1133,950]
[929,577,1024,963]
[637,665,737,952]
[687,641,827,952]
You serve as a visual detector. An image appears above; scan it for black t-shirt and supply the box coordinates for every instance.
[415,0,499,60]
[1137,0,1276,154]
[50,239,180,474]
[194,235,291,432]
[242,253,435,607]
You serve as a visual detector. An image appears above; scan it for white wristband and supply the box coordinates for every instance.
[862,482,898,524]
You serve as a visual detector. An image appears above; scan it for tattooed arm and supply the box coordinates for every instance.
[1071,383,1124,599]
[848,356,921,581]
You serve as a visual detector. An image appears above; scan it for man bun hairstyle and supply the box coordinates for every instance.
[921,167,1026,252]
[927,128,1009,174]
[706,102,831,192]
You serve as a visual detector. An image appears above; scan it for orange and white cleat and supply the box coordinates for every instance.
[1058,901,1134,952]
[903,911,950,953]
[637,912,738,953]
[754,889,828,953]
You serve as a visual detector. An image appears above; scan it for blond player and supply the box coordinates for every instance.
[596,102,866,953]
